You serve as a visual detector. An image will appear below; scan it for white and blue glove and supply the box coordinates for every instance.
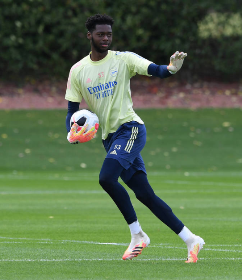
[167,51,187,74]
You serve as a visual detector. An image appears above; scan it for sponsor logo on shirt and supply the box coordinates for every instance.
[87,81,118,99]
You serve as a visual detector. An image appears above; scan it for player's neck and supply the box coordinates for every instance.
[90,49,108,61]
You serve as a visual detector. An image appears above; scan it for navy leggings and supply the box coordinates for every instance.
[99,158,184,234]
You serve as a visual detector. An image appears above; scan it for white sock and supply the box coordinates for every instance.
[178,226,194,243]
[129,220,141,235]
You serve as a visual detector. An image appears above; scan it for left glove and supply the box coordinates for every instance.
[67,123,98,144]
[167,51,187,74]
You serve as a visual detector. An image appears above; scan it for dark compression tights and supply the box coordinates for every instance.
[99,158,184,234]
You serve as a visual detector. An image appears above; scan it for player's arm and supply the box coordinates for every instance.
[65,65,97,144]
[148,51,187,78]
[66,101,80,132]
[66,101,80,144]
[148,64,172,78]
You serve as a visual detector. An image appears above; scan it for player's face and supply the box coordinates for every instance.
[89,24,112,53]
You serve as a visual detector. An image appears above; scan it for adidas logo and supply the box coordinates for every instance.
[110,150,117,155]
[86,78,92,83]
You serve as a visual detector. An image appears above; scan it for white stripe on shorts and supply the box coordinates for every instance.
[124,127,138,153]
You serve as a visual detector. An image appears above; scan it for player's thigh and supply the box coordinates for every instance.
[120,154,146,184]
[99,158,124,183]
[105,122,147,168]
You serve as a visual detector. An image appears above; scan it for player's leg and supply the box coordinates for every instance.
[99,158,150,260]
[99,158,137,224]
[100,121,148,225]
[126,169,184,233]
[125,169,205,263]
[101,122,151,260]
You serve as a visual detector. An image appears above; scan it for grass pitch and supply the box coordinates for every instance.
[0,108,241,279]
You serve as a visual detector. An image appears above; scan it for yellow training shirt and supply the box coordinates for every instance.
[65,50,152,139]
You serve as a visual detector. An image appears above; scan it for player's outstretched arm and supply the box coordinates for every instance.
[148,51,187,78]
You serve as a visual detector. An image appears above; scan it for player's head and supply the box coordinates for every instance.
[86,14,114,53]
[85,14,114,33]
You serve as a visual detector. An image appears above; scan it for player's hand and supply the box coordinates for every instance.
[167,51,187,74]
[67,123,98,144]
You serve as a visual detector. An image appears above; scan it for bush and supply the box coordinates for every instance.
[0,0,241,81]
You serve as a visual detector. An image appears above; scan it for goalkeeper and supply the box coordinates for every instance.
[65,14,205,263]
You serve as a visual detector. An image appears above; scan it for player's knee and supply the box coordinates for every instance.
[135,189,155,205]
[99,173,107,187]
[99,172,115,191]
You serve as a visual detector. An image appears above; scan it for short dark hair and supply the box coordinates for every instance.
[85,14,114,33]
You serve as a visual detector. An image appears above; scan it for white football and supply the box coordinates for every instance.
[70,109,99,131]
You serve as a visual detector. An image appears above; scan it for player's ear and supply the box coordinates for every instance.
[87,31,92,40]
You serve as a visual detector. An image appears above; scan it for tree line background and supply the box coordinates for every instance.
[1,0,242,82]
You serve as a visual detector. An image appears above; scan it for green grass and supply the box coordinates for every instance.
[0,109,242,279]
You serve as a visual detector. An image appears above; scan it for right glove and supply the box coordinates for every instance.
[67,123,99,144]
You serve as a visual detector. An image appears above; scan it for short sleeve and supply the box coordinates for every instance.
[65,64,83,103]
[123,52,153,78]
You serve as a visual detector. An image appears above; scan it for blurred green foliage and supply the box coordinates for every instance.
[0,0,241,81]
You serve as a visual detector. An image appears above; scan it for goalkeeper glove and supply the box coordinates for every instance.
[167,51,187,74]
[67,123,99,144]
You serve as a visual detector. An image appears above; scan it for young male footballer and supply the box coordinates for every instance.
[65,14,205,263]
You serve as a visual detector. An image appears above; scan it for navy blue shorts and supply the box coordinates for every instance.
[102,121,147,183]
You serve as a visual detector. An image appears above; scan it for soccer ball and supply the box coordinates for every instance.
[70,109,99,132]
